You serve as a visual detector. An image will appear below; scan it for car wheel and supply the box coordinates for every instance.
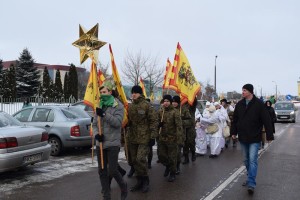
[49,137,62,156]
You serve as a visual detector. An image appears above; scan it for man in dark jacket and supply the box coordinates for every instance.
[231,84,274,195]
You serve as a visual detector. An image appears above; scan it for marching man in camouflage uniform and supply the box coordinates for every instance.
[158,95,183,182]
[183,99,198,164]
[127,85,158,193]
[172,95,193,174]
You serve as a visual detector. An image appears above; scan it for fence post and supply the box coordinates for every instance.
[0,95,3,111]
[38,95,42,106]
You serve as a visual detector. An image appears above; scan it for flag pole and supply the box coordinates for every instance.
[97,116,104,169]
[91,117,94,164]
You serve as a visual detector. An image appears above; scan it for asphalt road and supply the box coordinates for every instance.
[1,111,300,200]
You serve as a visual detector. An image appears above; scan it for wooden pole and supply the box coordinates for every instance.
[91,117,94,164]
[97,116,104,169]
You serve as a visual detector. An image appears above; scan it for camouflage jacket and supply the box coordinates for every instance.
[158,105,183,143]
[174,104,193,145]
[127,96,158,144]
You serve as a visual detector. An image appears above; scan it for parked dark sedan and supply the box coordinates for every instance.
[0,111,51,172]
[13,106,92,156]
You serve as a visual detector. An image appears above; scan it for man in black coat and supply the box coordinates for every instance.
[231,84,274,195]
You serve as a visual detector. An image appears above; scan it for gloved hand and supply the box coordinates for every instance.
[95,134,104,142]
[196,118,200,122]
[149,139,155,146]
[96,107,105,117]
[158,122,164,128]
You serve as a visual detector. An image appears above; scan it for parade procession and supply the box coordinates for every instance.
[1,1,300,200]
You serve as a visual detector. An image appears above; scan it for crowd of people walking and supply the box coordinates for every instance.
[92,82,275,200]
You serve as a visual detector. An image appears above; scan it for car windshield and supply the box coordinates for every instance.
[0,112,22,127]
[275,103,294,110]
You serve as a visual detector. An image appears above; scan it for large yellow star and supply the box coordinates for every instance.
[72,23,106,64]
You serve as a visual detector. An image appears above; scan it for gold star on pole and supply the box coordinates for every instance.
[72,23,106,64]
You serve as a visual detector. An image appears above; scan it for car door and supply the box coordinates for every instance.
[30,108,55,133]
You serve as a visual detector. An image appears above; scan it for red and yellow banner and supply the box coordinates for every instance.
[139,77,148,98]
[84,62,100,111]
[171,42,201,105]
[109,44,128,127]
[97,69,106,86]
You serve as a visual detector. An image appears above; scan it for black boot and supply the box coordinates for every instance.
[191,151,196,162]
[141,176,149,193]
[182,155,189,164]
[130,176,143,192]
[168,172,176,182]
[163,166,170,177]
[175,162,181,175]
[127,166,135,178]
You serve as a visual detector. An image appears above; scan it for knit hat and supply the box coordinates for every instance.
[242,84,254,94]
[163,94,173,103]
[172,95,180,104]
[131,85,143,94]
[220,98,231,104]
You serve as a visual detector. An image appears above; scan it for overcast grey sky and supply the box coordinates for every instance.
[1,0,299,96]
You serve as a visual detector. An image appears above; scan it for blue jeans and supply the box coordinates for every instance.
[240,142,260,188]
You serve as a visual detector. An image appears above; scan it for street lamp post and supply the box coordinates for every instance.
[272,81,277,100]
[214,55,218,93]
[257,85,263,97]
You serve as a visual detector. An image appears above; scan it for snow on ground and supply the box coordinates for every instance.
[0,146,130,194]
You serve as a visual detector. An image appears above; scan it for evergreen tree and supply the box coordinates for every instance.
[42,66,52,98]
[64,72,70,99]
[53,69,63,99]
[3,65,16,98]
[68,64,78,100]
[15,48,40,98]
[0,59,3,96]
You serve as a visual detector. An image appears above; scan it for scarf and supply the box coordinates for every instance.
[99,95,114,108]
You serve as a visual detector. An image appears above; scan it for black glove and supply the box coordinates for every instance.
[149,139,155,146]
[158,122,164,128]
[96,107,105,117]
[95,134,104,142]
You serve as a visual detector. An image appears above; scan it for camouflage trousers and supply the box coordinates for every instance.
[183,128,196,155]
[129,143,149,176]
[158,142,178,173]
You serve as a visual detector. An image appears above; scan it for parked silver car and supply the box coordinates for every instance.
[0,111,51,172]
[274,101,297,123]
[13,106,92,156]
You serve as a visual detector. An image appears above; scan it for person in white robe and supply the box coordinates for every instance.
[202,101,212,145]
[200,104,227,158]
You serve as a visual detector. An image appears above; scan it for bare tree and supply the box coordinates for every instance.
[122,50,164,95]
[143,55,164,95]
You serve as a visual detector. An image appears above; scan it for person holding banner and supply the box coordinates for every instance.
[127,85,158,193]
[93,80,128,200]
[158,95,183,182]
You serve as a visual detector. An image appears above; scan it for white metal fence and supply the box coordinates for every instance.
[0,96,78,115]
